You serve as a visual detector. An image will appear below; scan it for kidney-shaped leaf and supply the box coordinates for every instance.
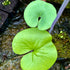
[24,1,57,30]
[12,28,57,70]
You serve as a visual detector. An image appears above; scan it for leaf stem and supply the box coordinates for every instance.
[49,0,70,33]
[23,50,34,55]
[14,50,34,59]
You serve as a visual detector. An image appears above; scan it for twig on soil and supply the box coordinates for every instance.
[49,0,70,33]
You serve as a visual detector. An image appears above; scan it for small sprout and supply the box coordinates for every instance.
[12,28,57,70]
[24,1,57,30]
[58,31,68,39]
[12,1,58,70]
[60,31,63,33]
[2,0,11,6]
[60,36,63,38]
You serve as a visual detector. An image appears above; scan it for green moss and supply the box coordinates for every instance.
[52,31,70,58]
[2,0,11,6]
[46,0,70,8]
[0,16,1,20]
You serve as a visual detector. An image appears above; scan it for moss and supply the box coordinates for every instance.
[2,0,11,6]
[0,16,1,20]
[52,31,70,58]
[47,0,70,8]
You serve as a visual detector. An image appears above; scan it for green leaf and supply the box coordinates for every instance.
[24,1,57,30]
[36,0,42,1]
[12,28,57,70]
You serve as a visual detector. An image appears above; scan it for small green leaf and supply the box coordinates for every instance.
[12,28,57,70]
[24,1,57,30]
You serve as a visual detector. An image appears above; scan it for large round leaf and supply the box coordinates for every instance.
[12,28,57,70]
[24,1,57,30]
